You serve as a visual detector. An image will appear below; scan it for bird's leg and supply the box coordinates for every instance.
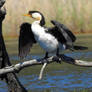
[56,48,61,63]
[44,52,49,59]
[41,52,49,63]
[56,48,59,56]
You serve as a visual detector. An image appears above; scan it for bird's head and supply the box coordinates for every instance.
[24,11,45,26]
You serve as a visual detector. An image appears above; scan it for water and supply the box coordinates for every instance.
[0,52,92,92]
[19,69,92,92]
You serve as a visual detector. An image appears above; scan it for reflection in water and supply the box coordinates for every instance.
[0,52,92,92]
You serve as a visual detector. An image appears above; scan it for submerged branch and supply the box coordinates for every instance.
[0,54,91,75]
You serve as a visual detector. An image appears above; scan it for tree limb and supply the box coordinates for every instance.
[39,62,47,80]
[0,54,91,76]
[60,54,92,66]
[0,0,5,8]
[0,0,27,91]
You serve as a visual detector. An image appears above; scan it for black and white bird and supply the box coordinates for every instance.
[18,11,88,60]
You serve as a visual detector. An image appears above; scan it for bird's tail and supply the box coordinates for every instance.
[73,45,88,50]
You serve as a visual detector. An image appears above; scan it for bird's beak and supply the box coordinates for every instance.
[23,14,32,18]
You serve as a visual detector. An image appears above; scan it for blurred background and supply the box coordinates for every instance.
[3,0,92,38]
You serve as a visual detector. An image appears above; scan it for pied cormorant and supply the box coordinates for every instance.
[18,11,88,60]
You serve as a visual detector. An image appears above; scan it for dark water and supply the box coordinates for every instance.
[0,52,92,92]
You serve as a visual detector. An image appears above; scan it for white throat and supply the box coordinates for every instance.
[31,21,45,37]
[33,20,40,25]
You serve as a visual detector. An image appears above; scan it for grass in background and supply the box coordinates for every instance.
[3,0,92,37]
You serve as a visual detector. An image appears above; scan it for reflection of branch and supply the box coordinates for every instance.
[0,54,91,76]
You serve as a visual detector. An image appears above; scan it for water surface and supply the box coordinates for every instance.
[1,35,92,92]
[0,52,92,92]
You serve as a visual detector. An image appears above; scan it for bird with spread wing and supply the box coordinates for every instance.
[18,11,88,61]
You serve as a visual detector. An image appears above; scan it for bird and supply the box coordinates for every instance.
[18,10,88,61]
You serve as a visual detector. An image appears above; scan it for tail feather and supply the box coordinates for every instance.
[73,45,88,50]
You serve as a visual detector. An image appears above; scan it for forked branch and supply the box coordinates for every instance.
[39,62,47,80]
[0,54,91,76]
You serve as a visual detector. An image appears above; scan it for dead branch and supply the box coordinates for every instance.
[0,0,5,8]
[0,54,91,76]
[39,62,47,80]
[0,0,27,91]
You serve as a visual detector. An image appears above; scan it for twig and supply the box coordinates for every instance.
[38,62,47,80]
[0,54,92,76]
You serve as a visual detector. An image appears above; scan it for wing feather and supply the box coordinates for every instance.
[47,27,66,44]
[19,23,36,59]
[50,20,76,46]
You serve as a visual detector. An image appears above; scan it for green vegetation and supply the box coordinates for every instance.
[74,89,90,92]
[5,34,92,55]
[75,34,92,52]
[3,0,92,37]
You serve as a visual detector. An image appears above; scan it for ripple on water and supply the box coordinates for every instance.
[18,67,92,92]
[1,52,92,92]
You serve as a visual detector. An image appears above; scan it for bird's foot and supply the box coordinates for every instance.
[41,56,49,64]
[53,55,61,64]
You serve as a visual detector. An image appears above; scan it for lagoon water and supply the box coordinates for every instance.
[0,52,92,92]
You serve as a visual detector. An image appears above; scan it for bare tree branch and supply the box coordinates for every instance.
[0,0,27,91]
[0,0,5,8]
[0,54,91,76]
[60,54,92,66]
[39,62,47,80]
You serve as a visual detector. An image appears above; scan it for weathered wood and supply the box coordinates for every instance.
[39,63,47,80]
[0,0,5,8]
[0,0,27,92]
[0,54,91,76]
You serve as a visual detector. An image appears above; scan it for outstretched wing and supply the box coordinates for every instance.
[47,27,67,44]
[19,23,36,59]
[50,20,76,46]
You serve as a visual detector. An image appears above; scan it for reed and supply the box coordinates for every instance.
[3,0,92,37]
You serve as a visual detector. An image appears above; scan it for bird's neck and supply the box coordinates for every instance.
[32,21,45,37]
[33,20,40,25]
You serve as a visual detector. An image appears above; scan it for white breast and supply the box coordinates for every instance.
[31,21,59,52]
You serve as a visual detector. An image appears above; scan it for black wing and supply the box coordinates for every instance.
[49,20,76,46]
[19,23,36,59]
[47,27,67,44]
